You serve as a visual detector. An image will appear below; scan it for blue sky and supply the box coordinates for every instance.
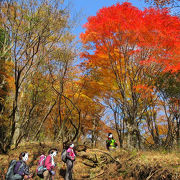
[67,0,148,39]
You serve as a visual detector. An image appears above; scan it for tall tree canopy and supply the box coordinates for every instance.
[80,2,180,149]
[81,2,180,72]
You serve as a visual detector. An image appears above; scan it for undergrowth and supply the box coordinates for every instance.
[0,142,179,180]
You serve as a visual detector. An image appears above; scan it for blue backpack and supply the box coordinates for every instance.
[5,160,23,180]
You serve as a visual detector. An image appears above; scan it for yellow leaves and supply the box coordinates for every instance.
[0,60,14,91]
[6,76,14,90]
[158,124,168,135]
[79,93,93,102]
[60,32,75,43]
[48,35,58,42]
[27,83,34,91]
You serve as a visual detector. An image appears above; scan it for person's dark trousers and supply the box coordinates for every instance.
[65,159,74,180]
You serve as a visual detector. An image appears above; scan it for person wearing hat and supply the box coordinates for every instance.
[106,133,118,151]
[65,143,76,180]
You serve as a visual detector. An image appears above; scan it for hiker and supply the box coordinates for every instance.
[36,154,47,178]
[65,143,76,180]
[13,152,33,179]
[43,148,57,180]
[106,133,118,151]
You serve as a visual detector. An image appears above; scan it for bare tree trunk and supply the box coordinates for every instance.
[114,111,123,148]
[126,123,133,150]
[175,114,180,149]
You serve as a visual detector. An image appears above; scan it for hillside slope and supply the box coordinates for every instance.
[0,142,180,180]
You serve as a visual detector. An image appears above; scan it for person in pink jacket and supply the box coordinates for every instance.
[65,143,76,180]
[43,148,57,180]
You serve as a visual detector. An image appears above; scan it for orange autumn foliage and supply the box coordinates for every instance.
[80,2,180,72]
[133,85,154,98]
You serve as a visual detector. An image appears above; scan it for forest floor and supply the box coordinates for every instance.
[0,142,180,180]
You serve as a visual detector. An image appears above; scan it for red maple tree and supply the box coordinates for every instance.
[80,2,180,72]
